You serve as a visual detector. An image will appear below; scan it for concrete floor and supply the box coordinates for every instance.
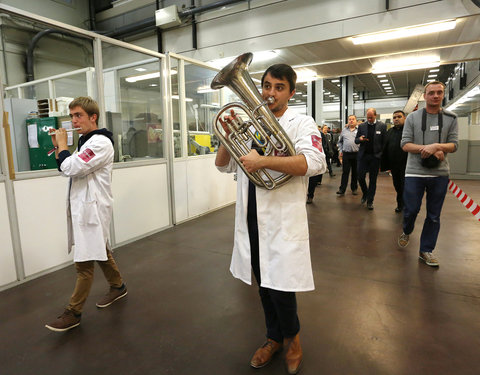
[1,170,480,375]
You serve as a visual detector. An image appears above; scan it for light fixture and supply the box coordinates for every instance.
[351,19,456,45]
[172,95,193,102]
[377,74,387,78]
[380,79,389,83]
[428,74,437,78]
[295,68,318,83]
[427,79,435,82]
[125,69,177,82]
[208,50,278,69]
[135,67,147,72]
[149,83,158,87]
[126,72,160,82]
[331,79,340,83]
[197,86,216,94]
[372,55,440,74]
[430,69,440,73]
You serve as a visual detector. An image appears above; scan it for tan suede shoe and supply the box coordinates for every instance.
[250,338,283,368]
[284,334,303,374]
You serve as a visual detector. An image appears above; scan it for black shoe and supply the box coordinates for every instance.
[352,190,359,195]
[361,196,367,204]
[329,173,336,177]
[336,190,345,195]
[395,206,403,213]
[306,196,313,204]
[367,202,374,210]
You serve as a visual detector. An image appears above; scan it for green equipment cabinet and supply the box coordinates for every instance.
[26,117,58,170]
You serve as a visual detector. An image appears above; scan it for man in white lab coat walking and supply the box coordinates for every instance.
[216,64,326,374]
[45,97,127,332]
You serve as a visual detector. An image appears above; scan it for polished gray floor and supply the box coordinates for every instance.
[1,170,480,375]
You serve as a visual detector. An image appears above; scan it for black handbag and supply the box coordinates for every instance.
[420,109,442,169]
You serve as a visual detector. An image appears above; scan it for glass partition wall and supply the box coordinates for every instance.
[0,10,226,176]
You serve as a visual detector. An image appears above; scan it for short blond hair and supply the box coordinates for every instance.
[69,96,99,125]
[424,81,445,93]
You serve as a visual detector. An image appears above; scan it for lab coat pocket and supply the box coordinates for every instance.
[281,202,309,241]
[71,200,100,226]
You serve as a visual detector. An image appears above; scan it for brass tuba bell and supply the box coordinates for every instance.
[211,52,296,190]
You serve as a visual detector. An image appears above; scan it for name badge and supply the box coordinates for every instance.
[376,130,381,134]
[430,125,439,131]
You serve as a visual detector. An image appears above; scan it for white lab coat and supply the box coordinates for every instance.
[217,108,326,291]
[59,133,114,262]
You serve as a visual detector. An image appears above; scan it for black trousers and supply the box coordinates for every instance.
[391,166,405,209]
[357,154,380,204]
[247,181,300,342]
[339,152,358,193]
[307,174,323,198]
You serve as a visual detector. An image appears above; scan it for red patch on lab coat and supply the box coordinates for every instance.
[311,134,323,152]
[78,148,96,163]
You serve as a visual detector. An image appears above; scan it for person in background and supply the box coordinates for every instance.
[381,110,408,212]
[45,97,127,332]
[336,114,359,196]
[307,125,328,203]
[355,108,387,210]
[398,81,458,267]
[322,125,335,177]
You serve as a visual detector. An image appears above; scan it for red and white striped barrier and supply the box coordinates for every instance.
[448,180,480,222]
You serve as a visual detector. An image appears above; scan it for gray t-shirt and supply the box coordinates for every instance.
[401,109,458,176]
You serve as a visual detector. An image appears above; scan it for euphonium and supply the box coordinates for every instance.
[210,52,296,190]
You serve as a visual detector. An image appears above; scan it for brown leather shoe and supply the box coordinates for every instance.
[284,334,303,374]
[250,338,283,368]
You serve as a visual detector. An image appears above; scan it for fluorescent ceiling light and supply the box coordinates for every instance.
[377,74,386,78]
[331,79,340,83]
[428,74,437,78]
[430,69,440,72]
[197,86,216,94]
[380,79,389,82]
[208,50,278,69]
[295,68,318,83]
[135,67,146,72]
[372,55,440,74]
[172,95,193,102]
[126,72,160,82]
[427,79,435,82]
[149,84,158,87]
[351,19,456,45]
[125,69,177,82]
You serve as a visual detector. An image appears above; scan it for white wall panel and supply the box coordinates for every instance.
[0,182,17,286]
[112,164,170,244]
[182,155,236,220]
[14,176,72,277]
[173,160,189,223]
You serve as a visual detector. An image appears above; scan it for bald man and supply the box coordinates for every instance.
[354,108,387,210]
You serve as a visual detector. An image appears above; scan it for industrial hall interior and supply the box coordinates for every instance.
[1,0,480,374]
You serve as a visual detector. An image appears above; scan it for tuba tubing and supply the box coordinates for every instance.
[210,52,296,190]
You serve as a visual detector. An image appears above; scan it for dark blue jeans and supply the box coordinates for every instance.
[357,154,380,204]
[402,176,449,253]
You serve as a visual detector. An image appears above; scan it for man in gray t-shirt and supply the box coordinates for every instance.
[397,81,458,267]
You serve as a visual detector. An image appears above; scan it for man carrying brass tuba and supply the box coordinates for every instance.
[215,63,326,374]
